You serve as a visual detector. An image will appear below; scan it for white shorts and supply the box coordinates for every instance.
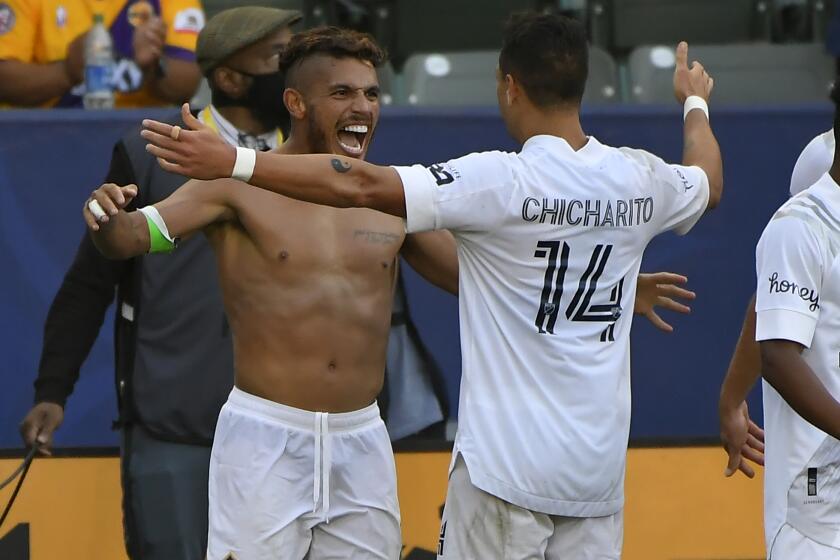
[207,388,401,560]
[769,524,840,559]
[437,455,623,560]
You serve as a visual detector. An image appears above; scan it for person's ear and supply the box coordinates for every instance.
[284,88,305,120]
[504,74,519,106]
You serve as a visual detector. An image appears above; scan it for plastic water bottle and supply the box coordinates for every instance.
[83,13,115,109]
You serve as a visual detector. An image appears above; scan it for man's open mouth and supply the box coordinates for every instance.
[336,124,369,157]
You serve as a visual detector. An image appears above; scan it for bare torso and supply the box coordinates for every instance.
[206,183,405,412]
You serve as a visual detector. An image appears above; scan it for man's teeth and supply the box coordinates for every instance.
[342,125,369,133]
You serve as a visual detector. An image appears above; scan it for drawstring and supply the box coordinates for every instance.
[312,412,332,522]
[322,414,331,522]
[313,412,321,512]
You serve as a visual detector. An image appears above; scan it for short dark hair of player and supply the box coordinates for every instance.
[279,27,387,84]
[499,12,589,108]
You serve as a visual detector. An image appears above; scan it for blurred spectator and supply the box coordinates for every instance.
[775,0,809,42]
[0,0,204,107]
[18,7,300,559]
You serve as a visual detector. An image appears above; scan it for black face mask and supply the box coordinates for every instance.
[212,68,290,134]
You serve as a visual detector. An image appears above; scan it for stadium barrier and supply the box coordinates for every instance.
[0,104,829,558]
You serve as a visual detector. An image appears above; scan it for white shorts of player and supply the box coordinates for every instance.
[207,387,401,560]
[437,454,623,559]
[770,524,840,559]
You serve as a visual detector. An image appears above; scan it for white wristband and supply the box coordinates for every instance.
[231,146,257,182]
[683,96,709,121]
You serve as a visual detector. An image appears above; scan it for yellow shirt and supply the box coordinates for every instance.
[0,0,204,107]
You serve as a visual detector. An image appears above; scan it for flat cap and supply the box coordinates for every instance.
[197,6,302,74]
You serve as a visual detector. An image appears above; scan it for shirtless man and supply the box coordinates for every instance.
[88,27,694,560]
[84,28,445,559]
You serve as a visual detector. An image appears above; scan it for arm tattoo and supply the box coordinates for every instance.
[331,158,352,174]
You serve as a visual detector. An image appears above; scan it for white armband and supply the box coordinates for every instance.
[232,147,257,182]
[684,96,709,121]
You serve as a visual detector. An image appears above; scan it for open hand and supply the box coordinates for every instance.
[720,400,765,478]
[673,41,714,104]
[634,272,695,332]
[142,103,236,180]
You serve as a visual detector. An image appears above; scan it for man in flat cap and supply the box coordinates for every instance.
[18,7,300,560]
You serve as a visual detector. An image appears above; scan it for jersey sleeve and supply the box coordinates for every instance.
[619,147,710,236]
[160,0,204,61]
[755,215,823,348]
[789,131,833,196]
[0,0,39,62]
[393,150,518,233]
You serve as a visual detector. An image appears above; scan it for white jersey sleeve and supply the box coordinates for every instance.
[789,130,834,196]
[392,151,518,233]
[755,215,823,348]
[618,148,710,235]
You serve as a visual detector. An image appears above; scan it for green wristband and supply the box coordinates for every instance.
[143,211,177,254]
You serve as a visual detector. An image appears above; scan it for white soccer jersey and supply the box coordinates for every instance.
[755,173,840,552]
[394,135,709,516]
[790,130,834,196]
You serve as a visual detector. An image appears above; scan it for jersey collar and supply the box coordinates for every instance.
[521,134,605,164]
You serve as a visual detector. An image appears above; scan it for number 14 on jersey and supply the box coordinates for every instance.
[534,241,624,342]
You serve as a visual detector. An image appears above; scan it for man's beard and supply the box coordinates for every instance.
[306,105,332,155]
[211,70,290,134]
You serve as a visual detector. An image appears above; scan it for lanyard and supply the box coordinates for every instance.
[199,109,284,147]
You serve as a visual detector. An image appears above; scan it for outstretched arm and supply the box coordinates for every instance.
[143,41,719,218]
[141,105,406,217]
[718,294,765,478]
[83,178,236,259]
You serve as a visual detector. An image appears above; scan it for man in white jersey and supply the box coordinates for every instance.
[753,100,840,557]
[140,13,722,558]
[791,130,835,197]
[720,125,836,487]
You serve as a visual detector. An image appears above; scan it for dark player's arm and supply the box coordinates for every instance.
[0,59,76,105]
[682,110,722,209]
[90,178,236,259]
[761,339,840,439]
[37,141,134,405]
[720,294,761,409]
[400,231,459,296]
[248,154,407,217]
[37,234,127,404]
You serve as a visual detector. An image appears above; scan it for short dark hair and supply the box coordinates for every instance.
[279,26,386,84]
[499,12,588,108]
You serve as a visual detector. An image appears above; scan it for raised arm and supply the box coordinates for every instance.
[672,42,723,208]
[83,177,236,259]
